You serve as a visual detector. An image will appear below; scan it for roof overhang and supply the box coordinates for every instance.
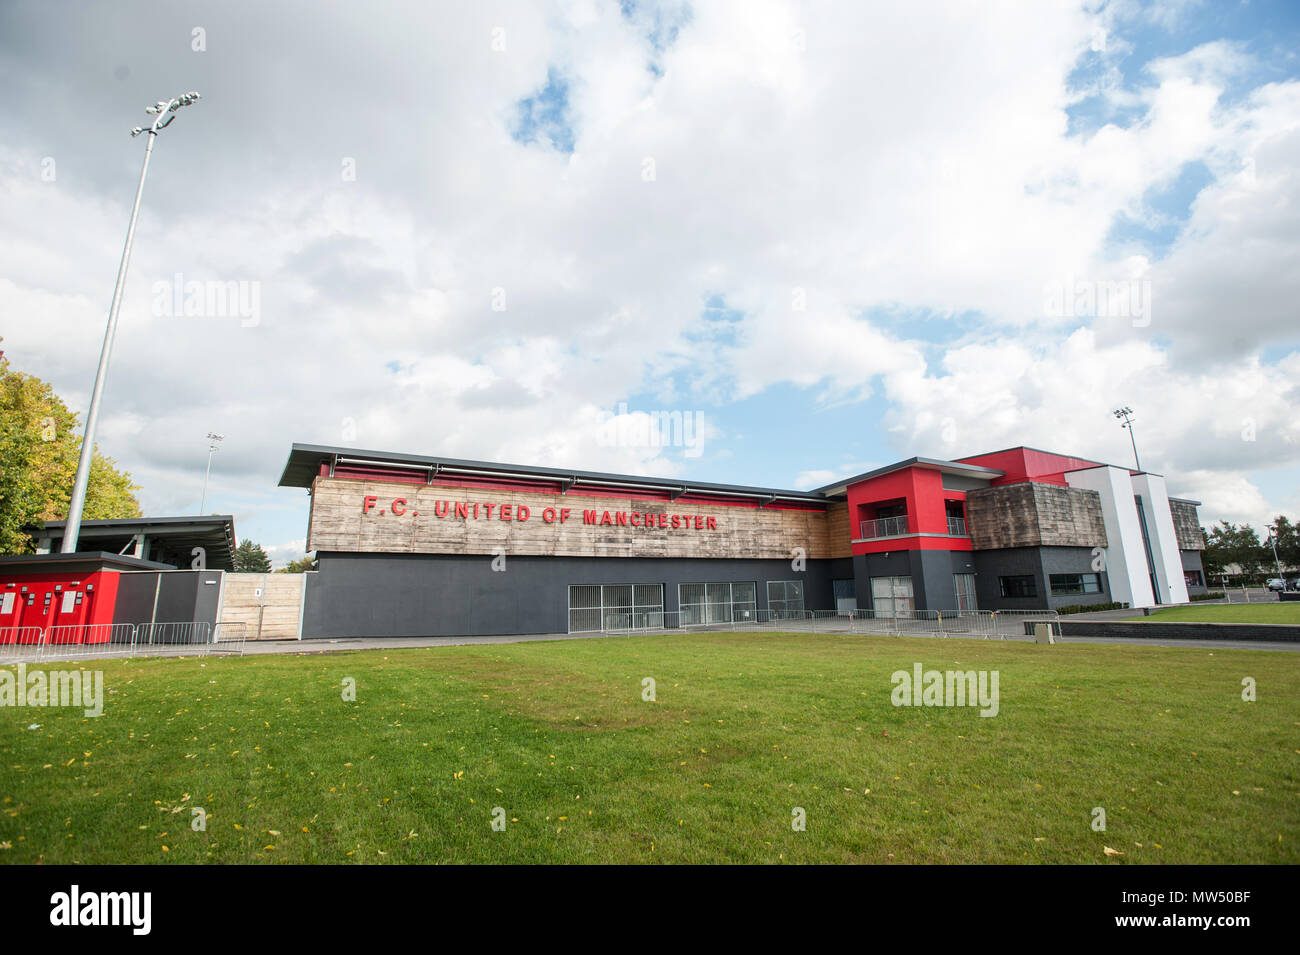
[31,516,237,571]
[812,457,1005,497]
[279,443,830,506]
[0,552,176,574]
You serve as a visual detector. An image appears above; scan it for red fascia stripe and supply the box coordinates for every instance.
[325,467,824,511]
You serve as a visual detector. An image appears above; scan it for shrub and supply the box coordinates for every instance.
[1190,592,1226,602]
[1060,600,1133,615]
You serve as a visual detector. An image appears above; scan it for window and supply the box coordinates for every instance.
[1049,573,1103,596]
[998,575,1038,598]
[1184,570,1204,588]
[953,573,978,611]
[767,580,806,619]
[568,583,664,632]
[871,576,914,617]
[679,581,757,625]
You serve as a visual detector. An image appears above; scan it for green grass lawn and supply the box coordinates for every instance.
[1127,603,1300,624]
[1,632,1297,864]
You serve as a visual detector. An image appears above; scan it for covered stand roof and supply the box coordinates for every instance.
[31,516,237,571]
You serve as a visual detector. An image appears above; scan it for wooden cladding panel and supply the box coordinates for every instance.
[825,502,852,558]
[219,573,304,640]
[1169,500,1205,551]
[308,477,835,560]
[966,483,1106,550]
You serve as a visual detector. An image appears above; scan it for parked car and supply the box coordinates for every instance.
[1266,578,1286,592]
[1290,579,1300,592]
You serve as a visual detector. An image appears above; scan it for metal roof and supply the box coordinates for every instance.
[31,516,237,571]
[0,552,176,573]
[278,443,833,504]
[810,457,1005,495]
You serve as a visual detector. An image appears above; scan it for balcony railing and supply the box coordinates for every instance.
[860,515,910,540]
[947,516,967,536]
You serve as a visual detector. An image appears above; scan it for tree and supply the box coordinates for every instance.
[0,341,141,553]
[1264,515,1299,573]
[277,555,316,573]
[232,539,272,573]
[1202,521,1264,576]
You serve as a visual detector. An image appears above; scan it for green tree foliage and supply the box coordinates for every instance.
[0,342,141,553]
[1264,515,1299,572]
[233,539,272,573]
[276,555,316,573]
[1202,522,1262,575]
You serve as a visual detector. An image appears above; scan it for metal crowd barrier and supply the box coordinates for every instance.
[0,621,247,663]
[582,608,1060,639]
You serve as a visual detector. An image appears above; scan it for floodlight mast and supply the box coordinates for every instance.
[1113,406,1141,472]
[60,92,201,553]
[200,432,224,514]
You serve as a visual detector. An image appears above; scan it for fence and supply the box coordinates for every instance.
[0,621,248,663]
[583,608,1060,640]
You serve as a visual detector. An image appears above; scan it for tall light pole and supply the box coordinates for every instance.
[60,92,201,554]
[1267,524,1284,580]
[200,432,224,514]
[1113,406,1141,471]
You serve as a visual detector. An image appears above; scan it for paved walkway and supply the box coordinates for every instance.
[243,629,1300,655]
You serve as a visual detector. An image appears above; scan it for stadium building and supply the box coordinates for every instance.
[278,443,1208,639]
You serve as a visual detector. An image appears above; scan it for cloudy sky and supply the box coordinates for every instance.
[1,0,1297,565]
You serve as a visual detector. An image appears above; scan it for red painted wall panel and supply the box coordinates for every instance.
[955,447,1101,486]
[0,569,120,641]
[843,465,974,553]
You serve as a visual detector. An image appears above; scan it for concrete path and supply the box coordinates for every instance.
[246,629,1300,655]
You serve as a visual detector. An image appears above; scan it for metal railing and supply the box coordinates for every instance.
[581,608,1061,640]
[859,515,910,539]
[0,626,45,647]
[0,621,247,663]
[946,516,967,536]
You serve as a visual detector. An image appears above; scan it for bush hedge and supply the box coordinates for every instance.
[1056,601,1130,615]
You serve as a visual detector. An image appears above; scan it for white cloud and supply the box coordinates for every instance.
[0,0,1297,550]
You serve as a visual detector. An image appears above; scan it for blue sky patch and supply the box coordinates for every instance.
[512,67,575,154]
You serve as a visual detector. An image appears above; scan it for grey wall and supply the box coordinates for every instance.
[1181,550,1208,594]
[852,550,979,612]
[969,546,1114,610]
[303,553,854,638]
[111,570,223,627]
